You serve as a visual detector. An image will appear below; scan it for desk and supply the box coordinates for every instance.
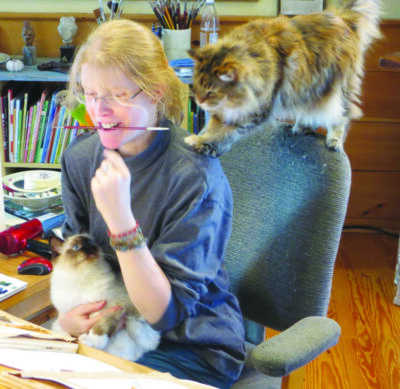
[0,251,53,323]
[0,311,213,389]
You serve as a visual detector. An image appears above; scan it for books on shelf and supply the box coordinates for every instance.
[0,273,27,302]
[0,81,88,165]
[28,88,49,163]
[187,91,206,135]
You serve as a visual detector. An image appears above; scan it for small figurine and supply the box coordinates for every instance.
[58,16,78,63]
[22,21,35,46]
[58,16,78,46]
[22,21,36,65]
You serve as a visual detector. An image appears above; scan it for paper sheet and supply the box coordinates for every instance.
[0,348,121,373]
[7,370,213,389]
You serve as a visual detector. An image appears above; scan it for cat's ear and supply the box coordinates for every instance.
[219,71,236,83]
[187,49,203,62]
[48,235,64,259]
[216,62,241,83]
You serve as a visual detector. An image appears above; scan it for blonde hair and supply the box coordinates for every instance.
[69,19,185,124]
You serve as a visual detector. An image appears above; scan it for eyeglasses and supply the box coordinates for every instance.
[78,89,143,106]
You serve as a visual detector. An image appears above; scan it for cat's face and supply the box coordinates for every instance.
[189,46,249,112]
[50,234,100,266]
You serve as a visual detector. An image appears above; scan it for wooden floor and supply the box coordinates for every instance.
[303,232,400,389]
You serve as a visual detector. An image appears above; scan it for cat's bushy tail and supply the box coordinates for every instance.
[343,0,382,52]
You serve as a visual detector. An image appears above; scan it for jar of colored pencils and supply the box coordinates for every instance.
[162,28,192,62]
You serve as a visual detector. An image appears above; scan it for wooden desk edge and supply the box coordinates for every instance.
[0,310,153,374]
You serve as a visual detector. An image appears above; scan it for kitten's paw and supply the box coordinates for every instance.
[184,135,219,157]
[79,333,109,350]
[184,134,198,147]
[197,143,219,158]
[326,137,343,151]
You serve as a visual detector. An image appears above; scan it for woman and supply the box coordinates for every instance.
[59,19,245,388]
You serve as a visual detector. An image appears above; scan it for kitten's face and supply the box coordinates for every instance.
[189,46,249,112]
[50,234,100,266]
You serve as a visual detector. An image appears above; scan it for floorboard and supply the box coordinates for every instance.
[304,232,400,389]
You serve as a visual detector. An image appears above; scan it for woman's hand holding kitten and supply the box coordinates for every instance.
[57,300,123,337]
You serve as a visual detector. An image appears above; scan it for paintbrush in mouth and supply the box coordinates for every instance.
[54,125,169,131]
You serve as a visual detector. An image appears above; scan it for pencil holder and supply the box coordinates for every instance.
[162,28,191,62]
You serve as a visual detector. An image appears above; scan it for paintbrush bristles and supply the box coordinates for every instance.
[149,0,204,30]
[95,0,123,23]
[93,8,102,24]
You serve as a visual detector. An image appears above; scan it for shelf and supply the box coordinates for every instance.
[0,58,193,84]
[0,58,68,82]
[3,163,61,170]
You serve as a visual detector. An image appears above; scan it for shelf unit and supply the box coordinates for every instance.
[0,58,69,176]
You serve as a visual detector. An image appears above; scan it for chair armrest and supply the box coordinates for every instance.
[251,316,341,377]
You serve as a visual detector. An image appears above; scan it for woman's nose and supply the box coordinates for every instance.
[93,98,113,115]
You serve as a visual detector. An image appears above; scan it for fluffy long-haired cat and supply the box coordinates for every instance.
[49,234,160,360]
[186,0,381,157]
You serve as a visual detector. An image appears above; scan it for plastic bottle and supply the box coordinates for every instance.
[200,0,220,48]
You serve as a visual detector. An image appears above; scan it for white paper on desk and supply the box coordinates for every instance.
[0,325,74,341]
[13,370,212,389]
[0,348,122,372]
[71,377,188,389]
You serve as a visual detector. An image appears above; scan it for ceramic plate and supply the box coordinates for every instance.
[0,53,10,64]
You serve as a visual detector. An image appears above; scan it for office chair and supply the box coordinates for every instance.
[219,123,351,388]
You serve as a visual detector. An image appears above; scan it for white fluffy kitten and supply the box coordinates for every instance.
[49,234,160,361]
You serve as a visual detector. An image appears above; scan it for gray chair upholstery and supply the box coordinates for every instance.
[219,123,351,388]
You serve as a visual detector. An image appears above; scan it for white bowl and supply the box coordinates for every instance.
[3,170,62,211]
[4,191,62,211]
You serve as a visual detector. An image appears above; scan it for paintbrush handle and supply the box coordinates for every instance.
[59,126,170,131]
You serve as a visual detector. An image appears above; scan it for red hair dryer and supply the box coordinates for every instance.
[0,219,52,258]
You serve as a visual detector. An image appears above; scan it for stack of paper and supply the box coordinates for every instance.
[0,315,77,352]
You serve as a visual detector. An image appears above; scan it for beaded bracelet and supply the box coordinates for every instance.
[107,222,139,239]
[109,224,146,252]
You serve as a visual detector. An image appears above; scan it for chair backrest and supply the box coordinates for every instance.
[220,124,351,339]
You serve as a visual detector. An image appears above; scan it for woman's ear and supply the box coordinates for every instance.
[150,83,166,104]
[154,82,166,101]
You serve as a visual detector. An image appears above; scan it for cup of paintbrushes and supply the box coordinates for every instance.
[161,28,192,62]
